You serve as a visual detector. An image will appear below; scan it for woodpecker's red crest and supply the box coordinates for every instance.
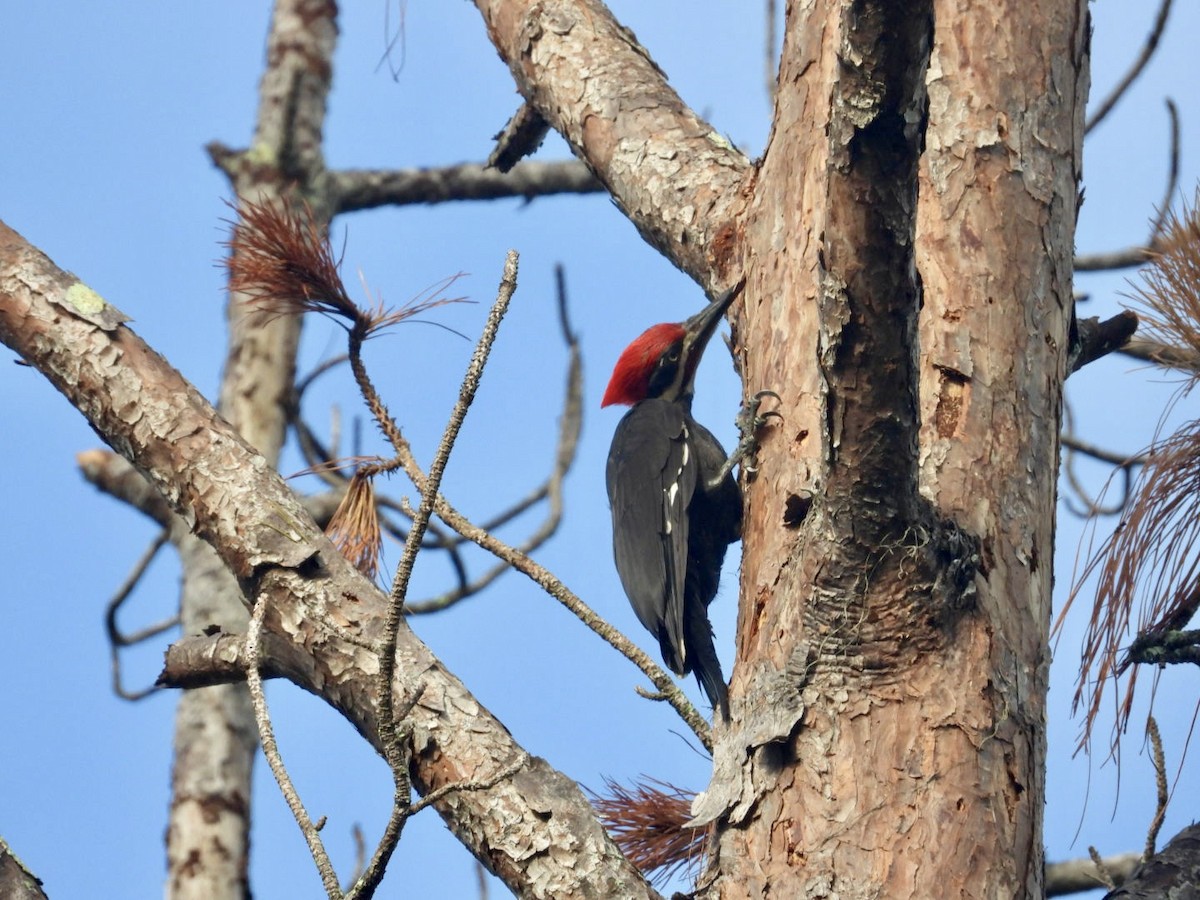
[602,288,735,408]
[601,323,687,407]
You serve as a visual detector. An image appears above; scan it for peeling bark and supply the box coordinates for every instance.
[0,837,48,900]
[168,3,339,895]
[0,221,655,900]
[699,0,1086,896]
[472,0,752,287]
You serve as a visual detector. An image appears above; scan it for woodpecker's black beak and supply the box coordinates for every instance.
[682,281,743,355]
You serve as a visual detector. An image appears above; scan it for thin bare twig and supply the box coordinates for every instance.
[348,694,529,899]
[245,592,343,898]
[1061,430,1143,519]
[106,531,176,701]
[287,284,568,584]
[1060,399,1145,519]
[414,268,580,546]
[345,685,425,900]
[367,252,519,895]
[381,506,473,594]
[342,825,366,894]
[270,235,706,743]
[1148,99,1181,243]
[1144,716,1168,860]
[1062,434,1146,469]
[353,268,709,748]
[288,264,581,614]
[419,490,714,751]
[406,748,528,818]
[1085,0,1173,133]
[1087,847,1116,890]
[293,414,351,492]
[405,263,583,613]
[383,428,714,747]
[1076,99,1181,272]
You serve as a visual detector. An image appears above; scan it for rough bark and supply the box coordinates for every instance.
[327,160,602,211]
[166,2,338,896]
[1103,823,1200,899]
[466,0,1087,894]
[0,837,48,900]
[686,0,1084,897]
[0,222,655,900]
[472,0,752,287]
[165,540,257,900]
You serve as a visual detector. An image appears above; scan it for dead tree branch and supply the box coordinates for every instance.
[1075,99,1180,272]
[0,220,656,899]
[488,105,553,172]
[1046,852,1139,896]
[1144,717,1168,861]
[471,0,751,288]
[105,531,176,701]
[390,443,715,750]
[365,254,519,897]
[406,263,583,613]
[0,837,48,900]
[327,160,601,212]
[1119,334,1200,373]
[245,593,342,897]
[1060,407,1145,519]
[1069,311,1140,374]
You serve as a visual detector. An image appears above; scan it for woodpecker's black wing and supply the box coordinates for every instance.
[681,419,740,718]
[606,398,695,675]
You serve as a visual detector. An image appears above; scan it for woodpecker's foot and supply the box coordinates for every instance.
[735,390,783,473]
[707,390,781,489]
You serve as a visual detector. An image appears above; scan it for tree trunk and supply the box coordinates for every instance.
[165,2,336,896]
[703,0,1087,896]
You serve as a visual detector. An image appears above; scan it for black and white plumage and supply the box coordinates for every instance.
[606,398,740,716]
[601,288,744,718]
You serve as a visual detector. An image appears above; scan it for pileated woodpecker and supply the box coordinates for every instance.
[602,287,745,718]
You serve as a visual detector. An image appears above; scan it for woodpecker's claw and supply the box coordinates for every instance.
[746,390,783,427]
[706,390,782,489]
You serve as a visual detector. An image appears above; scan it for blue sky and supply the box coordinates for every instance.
[2,3,1198,897]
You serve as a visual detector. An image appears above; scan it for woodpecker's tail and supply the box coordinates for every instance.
[696,662,729,722]
[685,612,729,720]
